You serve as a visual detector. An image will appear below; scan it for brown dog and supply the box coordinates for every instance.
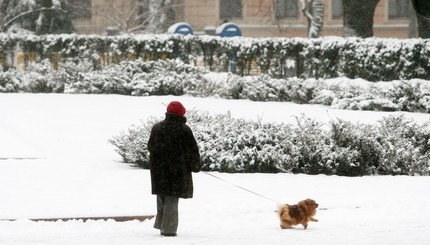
[278,198,319,229]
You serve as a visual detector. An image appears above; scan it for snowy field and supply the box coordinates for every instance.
[1,93,429,245]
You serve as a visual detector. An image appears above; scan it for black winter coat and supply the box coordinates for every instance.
[148,113,201,198]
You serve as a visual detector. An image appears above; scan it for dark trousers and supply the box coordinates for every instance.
[153,195,179,234]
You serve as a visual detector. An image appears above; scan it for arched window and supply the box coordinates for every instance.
[331,0,343,19]
[388,0,409,19]
[220,0,242,19]
[275,0,299,19]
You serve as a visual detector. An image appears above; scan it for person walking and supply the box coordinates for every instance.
[147,101,202,237]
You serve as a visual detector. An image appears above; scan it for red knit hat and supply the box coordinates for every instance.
[166,101,186,116]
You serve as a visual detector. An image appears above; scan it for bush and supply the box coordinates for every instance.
[329,120,381,176]
[109,119,157,169]
[2,59,430,114]
[110,112,430,176]
[192,112,293,173]
[376,115,430,175]
[0,71,19,92]
[2,34,430,81]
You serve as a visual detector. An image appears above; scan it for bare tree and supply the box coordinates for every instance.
[94,0,178,34]
[254,0,301,33]
[1,7,65,32]
[0,0,73,34]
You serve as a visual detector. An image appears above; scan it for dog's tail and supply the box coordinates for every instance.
[277,204,290,219]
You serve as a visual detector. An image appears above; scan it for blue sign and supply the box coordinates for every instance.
[167,22,193,35]
[216,22,241,37]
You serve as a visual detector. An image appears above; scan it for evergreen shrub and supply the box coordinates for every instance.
[2,59,430,114]
[109,112,430,176]
[1,34,430,81]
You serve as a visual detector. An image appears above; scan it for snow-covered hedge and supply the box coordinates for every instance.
[0,59,206,95]
[1,59,430,113]
[109,112,430,176]
[1,34,430,81]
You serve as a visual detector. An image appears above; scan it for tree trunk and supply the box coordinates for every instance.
[416,14,430,38]
[411,0,430,38]
[411,0,430,17]
[342,0,380,37]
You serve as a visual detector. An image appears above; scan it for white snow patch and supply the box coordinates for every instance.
[0,94,429,245]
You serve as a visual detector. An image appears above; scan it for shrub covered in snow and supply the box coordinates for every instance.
[2,59,430,113]
[0,58,207,94]
[109,112,430,176]
[1,34,430,81]
[109,121,156,169]
[0,71,19,92]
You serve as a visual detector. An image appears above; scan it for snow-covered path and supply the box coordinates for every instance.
[1,94,429,245]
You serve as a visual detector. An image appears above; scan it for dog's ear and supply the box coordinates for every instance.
[304,199,317,206]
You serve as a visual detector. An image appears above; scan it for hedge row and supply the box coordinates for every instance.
[1,59,430,113]
[1,34,430,81]
[109,112,430,176]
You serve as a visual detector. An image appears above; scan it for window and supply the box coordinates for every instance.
[275,0,299,19]
[388,0,409,19]
[331,0,343,19]
[220,0,242,19]
[69,0,92,19]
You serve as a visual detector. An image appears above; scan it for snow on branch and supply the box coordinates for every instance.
[0,7,67,32]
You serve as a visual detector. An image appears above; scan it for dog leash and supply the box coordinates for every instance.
[202,171,331,211]
[202,171,282,204]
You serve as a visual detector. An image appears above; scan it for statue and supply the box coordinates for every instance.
[300,0,324,38]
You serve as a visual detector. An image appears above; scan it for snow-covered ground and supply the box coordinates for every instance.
[1,93,429,245]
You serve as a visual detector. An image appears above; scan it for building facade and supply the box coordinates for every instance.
[72,0,414,38]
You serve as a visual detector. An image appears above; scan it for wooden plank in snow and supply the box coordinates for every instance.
[1,215,155,222]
